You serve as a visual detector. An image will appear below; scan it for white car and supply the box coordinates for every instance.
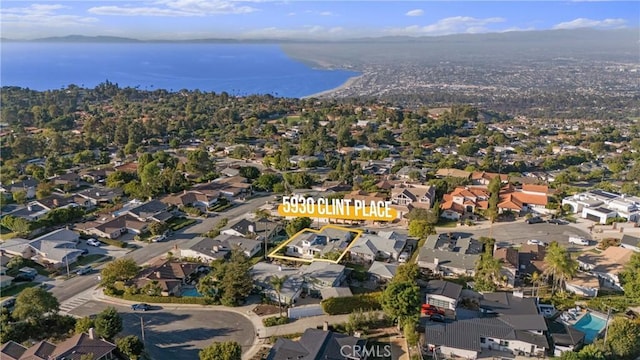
[569,237,589,246]
[527,239,546,246]
[87,238,102,247]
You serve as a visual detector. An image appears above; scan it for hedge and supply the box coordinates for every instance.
[121,293,213,305]
[170,218,196,231]
[101,238,127,248]
[321,292,382,315]
[262,316,290,327]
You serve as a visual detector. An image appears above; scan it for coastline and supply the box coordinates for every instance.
[302,73,364,99]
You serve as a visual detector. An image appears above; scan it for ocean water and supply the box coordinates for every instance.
[0,42,359,98]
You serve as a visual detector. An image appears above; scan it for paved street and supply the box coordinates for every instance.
[69,301,255,360]
[50,195,272,304]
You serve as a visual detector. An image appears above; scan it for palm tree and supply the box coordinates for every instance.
[527,271,542,297]
[270,275,288,317]
[543,242,578,294]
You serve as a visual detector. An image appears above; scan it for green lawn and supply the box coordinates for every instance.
[1,282,37,299]
[436,219,459,228]
[75,254,109,267]
[0,226,16,240]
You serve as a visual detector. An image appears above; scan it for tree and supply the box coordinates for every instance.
[199,341,242,360]
[345,309,370,334]
[13,287,59,324]
[216,250,253,306]
[380,281,421,327]
[285,217,312,237]
[603,317,640,359]
[147,221,167,236]
[620,252,640,298]
[269,275,288,317]
[12,190,27,205]
[543,242,578,294]
[394,263,420,283]
[94,307,122,341]
[408,219,434,239]
[487,176,501,223]
[100,258,139,288]
[239,166,260,180]
[474,251,502,292]
[80,354,95,360]
[116,335,144,360]
[197,273,220,300]
[75,316,95,334]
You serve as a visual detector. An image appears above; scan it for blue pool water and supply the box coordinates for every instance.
[181,288,203,297]
[572,313,607,343]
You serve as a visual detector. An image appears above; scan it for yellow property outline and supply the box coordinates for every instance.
[267,224,363,264]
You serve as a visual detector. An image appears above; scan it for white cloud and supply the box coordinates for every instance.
[386,16,506,36]
[0,3,98,29]
[88,0,257,17]
[319,11,333,16]
[405,9,424,17]
[553,18,627,30]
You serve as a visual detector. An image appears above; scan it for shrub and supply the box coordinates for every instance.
[120,293,213,305]
[170,219,196,231]
[321,292,382,315]
[101,238,127,248]
[262,316,290,327]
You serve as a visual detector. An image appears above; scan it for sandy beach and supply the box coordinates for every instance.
[302,73,365,99]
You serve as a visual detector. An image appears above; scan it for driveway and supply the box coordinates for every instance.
[69,301,255,360]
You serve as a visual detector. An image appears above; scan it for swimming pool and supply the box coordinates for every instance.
[572,313,607,343]
[181,288,203,297]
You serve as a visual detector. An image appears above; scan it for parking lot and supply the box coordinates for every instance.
[70,301,255,360]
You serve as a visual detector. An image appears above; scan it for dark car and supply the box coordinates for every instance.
[131,303,151,311]
[76,266,93,275]
[13,273,36,282]
[526,216,544,224]
[429,314,446,323]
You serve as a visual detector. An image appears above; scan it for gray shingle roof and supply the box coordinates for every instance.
[621,234,640,248]
[480,292,540,315]
[268,329,366,360]
[426,280,463,300]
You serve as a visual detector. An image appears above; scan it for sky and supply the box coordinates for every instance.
[1,0,638,40]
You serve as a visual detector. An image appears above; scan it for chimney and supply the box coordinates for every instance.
[434,258,439,266]
[278,266,282,272]
[322,321,329,331]
[88,327,95,339]
[248,225,255,233]
[513,290,524,298]
[155,271,162,279]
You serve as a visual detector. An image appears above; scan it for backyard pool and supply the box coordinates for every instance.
[181,288,203,297]
[572,313,607,343]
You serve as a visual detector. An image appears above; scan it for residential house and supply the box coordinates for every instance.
[396,166,429,180]
[367,261,398,283]
[471,172,509,186]
[1,329,117,360]
[51,173,81,189]
[425,280,463,311]
[577,246,634,291]
[441,186,489,220]
[479,292,540,316]
[161,190,219,208]
[518,244,547,278]
[547,321,586,357]
[300,261,346,295]
[495,247,519,287]
[285,227,354,261]
[75,187,123,208]
[221,218,258,238]
[135,260,204,296]
[621,234,640,252]
[348,233,406,263]
[267,329,367,360]
[180,234,262,261]
[79,168,111,183]
[424,315,549,359]
[416,233,483,276]
[125,200,171,223]
[251,262,305,305]
[565,272,600,297]
[391,183,436,209]
[193,176,252,200]
[562,189,640,224]
[0,179,39,199]
[435,168,472,179]
[0,229,83,268]
[86,214,147,239]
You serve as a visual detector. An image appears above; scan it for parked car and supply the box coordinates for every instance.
[547,219,566,225]
[569,237,590,246]
[526,216,544,224]
[527,239,546,246]
[87,238,102,247]
[421,304,445,316]
[429,313,446,323]
[131,303,151,311]
[76,266,93,275]
[398,251,411,263]
[1,297,16,310]
[13,272,36,282]
[80,248,89,255]
[151,234,167,242]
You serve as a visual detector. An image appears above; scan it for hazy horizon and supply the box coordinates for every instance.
[1,0,638,41]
